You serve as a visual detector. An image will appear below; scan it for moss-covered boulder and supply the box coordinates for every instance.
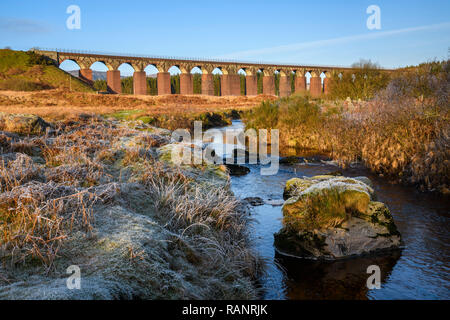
[283,177,315,200]
[275,175,401,259]
[0,113,50,135]
[156,143,229,189]
[283,175,375,200]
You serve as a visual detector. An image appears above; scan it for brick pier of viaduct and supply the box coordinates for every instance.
[36,49,368,98]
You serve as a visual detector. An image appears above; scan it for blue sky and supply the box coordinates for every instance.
[1,0,449,73]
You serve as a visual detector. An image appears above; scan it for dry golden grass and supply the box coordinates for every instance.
[0,182,97,269]
[246,93,449,194]
[0,89,275,122]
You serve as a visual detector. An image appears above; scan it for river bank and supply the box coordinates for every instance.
[245,61,449,194]
[244,95,449,195]
[0,114,261,299]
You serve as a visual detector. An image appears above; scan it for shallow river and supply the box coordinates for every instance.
[216,120,449,300]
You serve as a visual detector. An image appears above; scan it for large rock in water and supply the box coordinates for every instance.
[275,175,401,259]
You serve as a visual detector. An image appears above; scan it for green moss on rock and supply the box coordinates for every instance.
[276,174,401,259]
[283,177,315,200]
[363,201,400,237]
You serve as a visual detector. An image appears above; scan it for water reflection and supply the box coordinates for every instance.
[275,251,401,300]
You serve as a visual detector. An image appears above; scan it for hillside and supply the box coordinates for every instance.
[0,49,94,92]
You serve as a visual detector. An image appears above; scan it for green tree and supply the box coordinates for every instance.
[171,74,180,94]
[93,79,107,92]
[121,77,133,94]
[213,74,221,96]
[147,77,157,95]
[240,74,246,95]
[193,73,202,94]
[274,72,280,96]
[257,71,263,94]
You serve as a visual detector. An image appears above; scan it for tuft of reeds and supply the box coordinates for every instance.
[140,163,262,289]
[0,181,97,269]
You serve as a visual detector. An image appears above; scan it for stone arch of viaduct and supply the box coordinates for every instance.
[36,49,368,97]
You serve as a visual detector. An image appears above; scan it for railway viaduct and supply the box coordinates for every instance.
[35,49,368,98]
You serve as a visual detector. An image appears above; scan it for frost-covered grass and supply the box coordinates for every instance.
[0,115,261,299]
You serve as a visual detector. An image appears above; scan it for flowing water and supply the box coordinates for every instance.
[213,120,449,300]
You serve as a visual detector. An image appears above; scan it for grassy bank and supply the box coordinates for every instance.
[106,109,237,131]
[0,114,261,299]
[0,49,94,92]
[246,61,449,194]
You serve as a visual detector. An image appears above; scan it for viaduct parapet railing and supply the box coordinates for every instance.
[34,48,388,97]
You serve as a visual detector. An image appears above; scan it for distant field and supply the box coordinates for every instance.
[0,89,275,129]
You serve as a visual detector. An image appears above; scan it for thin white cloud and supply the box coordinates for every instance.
[0,17,52,33]
[215,22,450,59]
